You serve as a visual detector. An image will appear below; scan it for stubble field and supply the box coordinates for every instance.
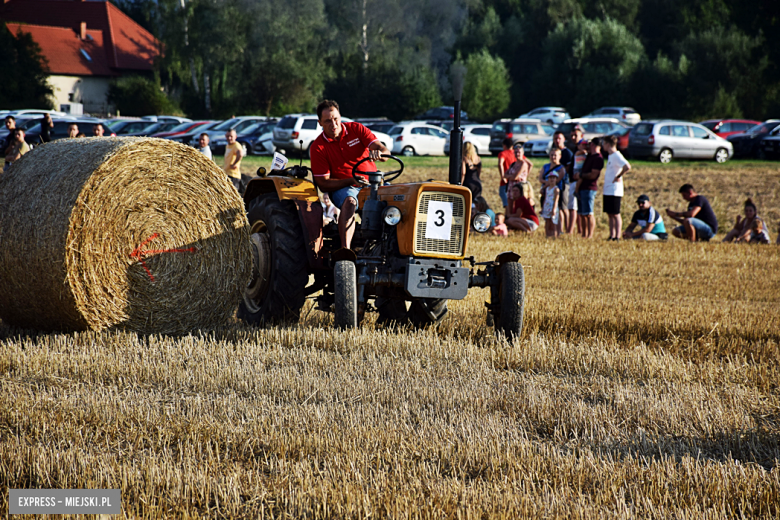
[1,156,778,518]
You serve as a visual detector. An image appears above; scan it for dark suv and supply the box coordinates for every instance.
[414,106,468,121]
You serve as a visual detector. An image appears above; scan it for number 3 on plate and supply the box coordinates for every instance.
[425,201,453,240]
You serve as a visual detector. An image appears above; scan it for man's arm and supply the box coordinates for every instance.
[581,167,602,180]
[614,162,631,180]
[498,156,507,175]
[367,140,389,162]
[666,205,700,221]
[230,147,242,168]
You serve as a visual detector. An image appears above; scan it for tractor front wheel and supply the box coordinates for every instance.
[494,262,525,340]
[334,260,358,329]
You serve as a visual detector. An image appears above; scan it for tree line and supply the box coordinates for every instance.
[3,0,779,122]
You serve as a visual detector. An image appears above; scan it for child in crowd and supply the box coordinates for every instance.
[571,139,587,196]
[491,213,508,236]
[750,219,770,244]
[541,171,560,238]
[322,193,339,224]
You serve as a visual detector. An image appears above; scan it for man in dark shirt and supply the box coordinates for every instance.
[667,184,719,241]
[551,131,574,234]
[576,137,604,239]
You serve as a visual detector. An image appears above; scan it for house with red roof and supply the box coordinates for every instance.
[1,0,160,114]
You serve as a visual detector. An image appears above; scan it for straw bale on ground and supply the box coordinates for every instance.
[0,137,251,334]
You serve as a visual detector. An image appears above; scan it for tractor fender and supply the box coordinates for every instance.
[495,251,521,265]
[243,176,326,269]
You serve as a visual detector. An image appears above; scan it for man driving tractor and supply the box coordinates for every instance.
[310,100,390,249]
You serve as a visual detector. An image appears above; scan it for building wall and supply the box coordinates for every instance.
[47,75,114,115]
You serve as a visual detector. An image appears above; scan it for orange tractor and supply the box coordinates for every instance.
[236,149,525,338]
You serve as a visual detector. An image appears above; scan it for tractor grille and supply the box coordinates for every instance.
[415,191,466,257]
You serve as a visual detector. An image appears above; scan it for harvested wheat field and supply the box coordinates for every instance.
[1,159,778,518]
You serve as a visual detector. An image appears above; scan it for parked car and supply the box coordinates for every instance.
[414,106,468,121]
[23,117,107,143]
[426,120,457,132]
[357,118,396,135]
[212,121,277,155]
[584,107,641,125]
[105,119,158,136]
[518,107,570,125]
[628,120,733,163]
[8,108,66,118]
[727,120,780,158]
[759,127,780,159]
[123,120,182,137]
[272,114,323,157]
[389,121,449,156]
[142,115,192,124]
[556,118,629,140]
[192,117,270,149]
[172,121,223,144]
[444,124,491,155]
[151,121,213,139]
[699,119,761,139]
[488,118,554,155]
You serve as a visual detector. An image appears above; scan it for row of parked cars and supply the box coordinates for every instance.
[4,107,779,162]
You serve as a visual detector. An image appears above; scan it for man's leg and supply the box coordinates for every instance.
[683,218,697,242]
[339,197,358,249]
[587,215,596,238]
[614,213,622,239]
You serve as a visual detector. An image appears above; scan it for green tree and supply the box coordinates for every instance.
[531,17,645,115]
[457,49,510,121]
[108,76,176,116]
[0,24,53,109]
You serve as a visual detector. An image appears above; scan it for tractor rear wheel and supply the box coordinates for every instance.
[334,260,358,329]
[495,263,525,340]
[237,194,308,324]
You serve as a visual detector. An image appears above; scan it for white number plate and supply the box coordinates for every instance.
[425,201,453,240]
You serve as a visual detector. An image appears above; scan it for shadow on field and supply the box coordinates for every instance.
[599,427,780,471]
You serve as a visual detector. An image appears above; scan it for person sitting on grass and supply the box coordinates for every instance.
[505,182,539,233]
[622,194,667,241]
[666,184,718,242]
[491,213,508,236]
[749,219,771,244]
[722,198,771,243]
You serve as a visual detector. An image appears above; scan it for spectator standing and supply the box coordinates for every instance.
[4,128,30,167]
[622,194,667,240]
[722,198,771,243]
[667,184,718,241]
[3,116,17,158]
[505,182,539,233]
[551,131,574,234]
[567,125,584,153]
[491,213,508,236]
[497,137,516,211]
[577,138,604,239]
[461,141,483,199]
[601,135,631,241]
[92,123,105,137]
[541,171,561,238]
[223,128,244,191]
[67,123,79,138]
[197,133,213,160]
[568,139,587,234]
[40,114,53,143]
[503,143,533,196]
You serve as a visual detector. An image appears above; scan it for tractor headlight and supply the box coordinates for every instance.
[472,212,491,233]
[382,206,402,226]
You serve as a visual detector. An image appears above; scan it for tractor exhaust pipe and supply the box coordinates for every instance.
[449,64,466,186]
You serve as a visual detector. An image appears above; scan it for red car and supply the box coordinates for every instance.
[151,121,214,139]
[606,126,631,151]
[699,119,761,139]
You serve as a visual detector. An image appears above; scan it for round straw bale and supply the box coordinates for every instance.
[0,137,251,334]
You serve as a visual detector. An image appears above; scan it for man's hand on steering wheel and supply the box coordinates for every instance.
[368,148,387,162]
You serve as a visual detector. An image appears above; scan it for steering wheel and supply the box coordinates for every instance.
[352,154,404,184]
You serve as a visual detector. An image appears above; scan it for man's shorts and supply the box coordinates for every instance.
[577,190,598,216]
[558,182,569,210]
[603,195,621,215]
[330,185,362,210]
[499,184,508,207]
[567,182,578,211]
[674,217,715,241]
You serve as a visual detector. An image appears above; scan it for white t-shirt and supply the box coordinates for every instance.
[603,150,629,197]
[199,145,213,160]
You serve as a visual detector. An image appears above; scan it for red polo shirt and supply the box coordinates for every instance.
[310,122,379,181]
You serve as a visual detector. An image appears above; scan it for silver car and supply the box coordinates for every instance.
[628,120,733,163]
